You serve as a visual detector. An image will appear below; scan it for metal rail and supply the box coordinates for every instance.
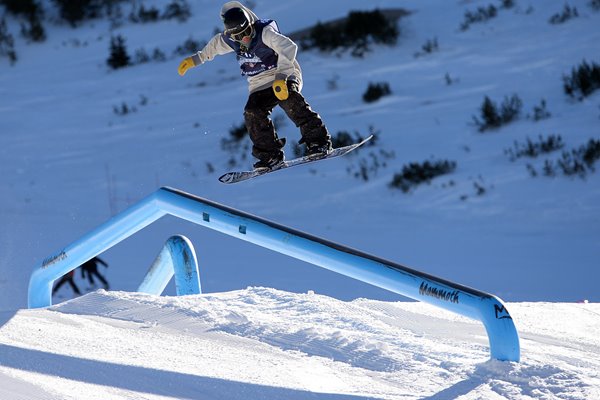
[28,187,520,361]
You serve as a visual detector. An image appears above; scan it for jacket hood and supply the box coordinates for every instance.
[220,1,259,24]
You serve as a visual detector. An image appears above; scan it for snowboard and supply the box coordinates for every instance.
[219,135,373,184]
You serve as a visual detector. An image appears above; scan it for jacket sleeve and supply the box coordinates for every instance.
[261,24,298,80]
[196,34,234,64]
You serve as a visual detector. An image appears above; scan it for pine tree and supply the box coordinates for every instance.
[107,34,130,69]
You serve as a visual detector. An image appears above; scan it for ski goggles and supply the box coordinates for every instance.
[226,21,253,42]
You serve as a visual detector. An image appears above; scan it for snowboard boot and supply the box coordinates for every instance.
[306,140,333,159]
[253,150,284,170]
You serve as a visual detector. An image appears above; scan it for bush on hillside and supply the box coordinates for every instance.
[472,94,523,132]
[349,148,395,182]
[129,4,160,23]
[414,37,439,58]
[129,0,191,24]
[301,9,399,57]
[460,5,497,31]
[0,0,46,41]
[221,121,248,151]
[555,139,600,176]
[528,139,600,178]
[161,0,191,22]
[389,159,457,192]
[51,0,125,27]
[549,4,579,24]
[173,37,205,57]
[107,34,130,69]
[563,60,600,100]
[500,0,515,9]
[529,99,551,121]
[363,82,392,103]
[221,122,251,167]
[0,17,17,64]
[504,134,564,161]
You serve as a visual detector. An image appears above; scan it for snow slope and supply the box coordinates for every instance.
[1,288,600,399]
[1,0,600,398]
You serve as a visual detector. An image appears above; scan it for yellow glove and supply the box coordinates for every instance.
[178,57,196,76]
[272,79,289,101]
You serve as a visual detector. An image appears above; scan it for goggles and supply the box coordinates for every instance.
[226,21,253,42]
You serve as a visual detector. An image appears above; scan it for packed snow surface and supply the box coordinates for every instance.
[1,288,600,399]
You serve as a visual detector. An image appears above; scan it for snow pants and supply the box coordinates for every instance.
[244,81,330,162]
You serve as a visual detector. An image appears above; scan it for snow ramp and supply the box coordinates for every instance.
[5,289,600,399]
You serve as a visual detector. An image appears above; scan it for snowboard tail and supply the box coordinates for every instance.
[219,135,373,184]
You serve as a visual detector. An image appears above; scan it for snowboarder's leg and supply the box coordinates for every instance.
[244,89,285,168]
[278,82,331,155]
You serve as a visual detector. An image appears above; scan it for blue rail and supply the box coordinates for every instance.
[137,235,201,296]
[28,187,520,361]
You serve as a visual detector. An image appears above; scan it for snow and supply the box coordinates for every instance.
[1,0,600,398]
[1,288,600,399]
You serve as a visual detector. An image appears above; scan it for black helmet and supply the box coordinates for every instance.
[222,8,253,42]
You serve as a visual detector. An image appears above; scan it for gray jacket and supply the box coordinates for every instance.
[194,1,303,93]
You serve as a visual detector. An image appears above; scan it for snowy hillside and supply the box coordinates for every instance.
[1,288,600,399]
[1,0,600,397]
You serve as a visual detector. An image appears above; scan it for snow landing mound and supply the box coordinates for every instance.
[1,288,599,399]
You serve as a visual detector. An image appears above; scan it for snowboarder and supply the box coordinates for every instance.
[177,1,332,169]
[81,257,110,290]
[52,270,81,297]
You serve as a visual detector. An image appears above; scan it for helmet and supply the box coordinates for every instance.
[222,8,253,42]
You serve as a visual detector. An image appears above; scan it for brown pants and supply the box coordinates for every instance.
[244,81,330,161]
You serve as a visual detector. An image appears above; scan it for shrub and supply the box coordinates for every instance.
[331,131,355,148]
[500,0,515,9]
[389,159,457,192]
[162,0,191,22]
[301,9,399,57]
[549,4,579,24]
[504,134,564,161]
[531,139,600,178]
[0,18,17,65]
[52,0,128,27]
[460,5,498,31]
[129,0,190,23]
[473,94,523,132]
[0,17,17,64]
[591,0,600,11]
[173,37,205,57]
[107,34,130,69]
[113,102,136,115]
[349,149,395,181]
[530,99,551,121]
[21,13,46,42]
[1,0,46,42]
[563,59,600,100]
[580,138,600,167]
[129,4,160,23]
[444,73,459,85]
[228,122,248,142]
[221,122,250,163]
[414,37,438,58]
[363,82,392,103]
